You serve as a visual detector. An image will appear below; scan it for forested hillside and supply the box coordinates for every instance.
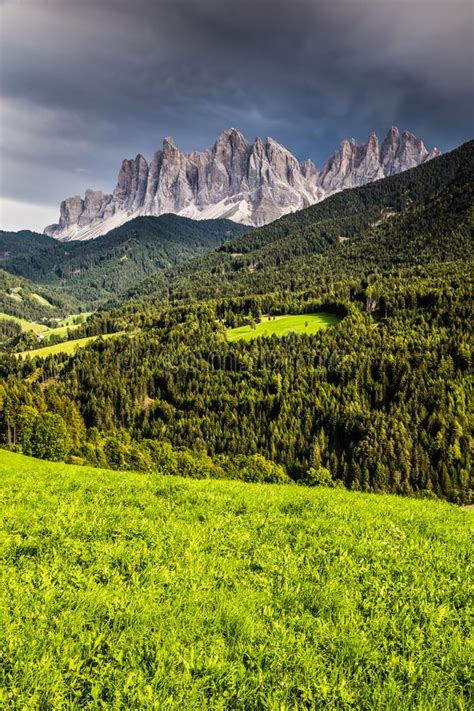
[0,215,249,309]
[0,142,472,502]
[1,261,471,501]
[0,269,76,320]
[220,140,471,255]
[128,141,473,302]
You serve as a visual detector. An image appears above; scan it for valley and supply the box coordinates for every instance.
[0,215,249,310]
[0,141,471,503]
[2,2,472,707]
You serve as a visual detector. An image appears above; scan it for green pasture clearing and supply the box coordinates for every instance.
[57,312,94,327]
[17,331,125,359]
[226,312,341,342]
[42,324,80,339]
[0,312,49,334]
[41,313,94,339]
[6,291,22,302]
[0,311,93,339]
[30,293,53,307]
[0,449,470,709]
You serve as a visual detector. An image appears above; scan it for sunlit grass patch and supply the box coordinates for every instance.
[0,449,470,709]
[226,312,341,342]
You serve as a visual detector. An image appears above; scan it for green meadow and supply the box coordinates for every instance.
[30,293,54,307]
[56,312,94,328]
[226,312,341,342]
[0,449,471,709]
[0,311,93,340]
[17,331,125,359]
[41,314,94,340]
[0,312,49,335]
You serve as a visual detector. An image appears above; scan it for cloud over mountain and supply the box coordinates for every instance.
[0,0,472,230]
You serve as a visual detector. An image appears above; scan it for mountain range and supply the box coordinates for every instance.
[123,140,472,303]
[45,126,440,241]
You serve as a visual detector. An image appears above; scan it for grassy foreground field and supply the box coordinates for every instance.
[226,312,341,342]
[0,450,471,709]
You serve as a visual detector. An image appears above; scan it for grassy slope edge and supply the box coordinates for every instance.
[0,449,471,709]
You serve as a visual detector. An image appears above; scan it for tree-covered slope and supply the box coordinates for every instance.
[128,140,473,302]
[0,215,250,309]
[0,268,77,320]
[221,139,473,255]
[3,260,471,503]
[0,229,56,257]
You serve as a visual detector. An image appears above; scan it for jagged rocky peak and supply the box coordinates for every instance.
[318,127,439,192]
[113,154,149,212]
[300,159,317,179]
[162,136,180,155]
[381,126,400,169]
[44,126,441,240]
[215,127,249,149]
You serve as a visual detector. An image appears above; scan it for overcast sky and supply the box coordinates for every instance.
[0,0,473,231]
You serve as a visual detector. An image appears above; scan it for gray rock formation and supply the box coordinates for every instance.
[45,127,440,240]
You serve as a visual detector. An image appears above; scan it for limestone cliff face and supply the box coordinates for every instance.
[317,128,440,192]
[45,127,440,241]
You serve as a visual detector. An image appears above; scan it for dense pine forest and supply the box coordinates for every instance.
[0,142,472,502]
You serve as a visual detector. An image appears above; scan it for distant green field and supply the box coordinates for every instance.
[0,449,470,709]
[0,311,93,339]
[226,312,341,341]
[30,293,53,307]
[6,291,22,302]
[56,312,94,327]
[0,312,49,334]
[41,313,93,339]
[17,331,125,359]
[33,313,94,340]
[42,324,79,339]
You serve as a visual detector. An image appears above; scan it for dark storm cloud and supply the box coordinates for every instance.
[0,0,473,230]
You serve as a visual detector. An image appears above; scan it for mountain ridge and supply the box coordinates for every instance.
[0,214,249,309]
[123,139,472,303]
[45,126,440,241]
